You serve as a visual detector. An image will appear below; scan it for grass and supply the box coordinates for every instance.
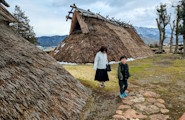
[63,54,185,119]
[63,64,119,92]
[63,54,185,92]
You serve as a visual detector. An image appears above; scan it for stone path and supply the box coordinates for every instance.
[112,89,170,120]
[179,113,185,120]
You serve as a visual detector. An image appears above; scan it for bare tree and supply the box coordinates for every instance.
[169,20,176,53]
[156,18,162,50]
[156,4,170,53]
[174,5,181,54]
[179,0,185,56]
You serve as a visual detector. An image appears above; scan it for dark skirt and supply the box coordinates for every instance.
[95,69,109,82]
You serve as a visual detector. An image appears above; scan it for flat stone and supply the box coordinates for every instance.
[136,94,143,98]
[134,104,147,112]
[123,109,147,119]
[144,91,160,98]
[145,105,160,114]
[112,114,126,119]
[131,97,145,103]
[128,92,135,96]
[179,113,185,120]
[147,98,157,103]
[155,103,166,108]
[124,96,134,101]
[122,100,133,106]
[138,90,145,94]
[116,110,123,115]
[157,99,165,104]
[150,114,169,120]
[118,105,131,110]
[161,109,169,114]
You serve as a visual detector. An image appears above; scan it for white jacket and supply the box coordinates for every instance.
[94,51,108,70]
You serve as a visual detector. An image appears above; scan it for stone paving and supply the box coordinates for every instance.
[112,89,170,120]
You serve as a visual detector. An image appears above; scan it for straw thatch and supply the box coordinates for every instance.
[0,3,87,119]
[51,6,154,63]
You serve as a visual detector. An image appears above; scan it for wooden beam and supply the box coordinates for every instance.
[0,0,10,7]
[70,4,76,8]
[68,11,73,14]
[66,16,72,20]
[66,4,76,21]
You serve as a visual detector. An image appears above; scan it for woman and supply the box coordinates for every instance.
[94,46,109,88]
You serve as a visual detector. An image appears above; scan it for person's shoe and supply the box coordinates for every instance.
[100,83,104,88]
[100,84,104,88]
[120,94,124,99]
[124,92,128,97]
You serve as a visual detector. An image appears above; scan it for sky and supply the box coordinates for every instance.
[6,0,178,37]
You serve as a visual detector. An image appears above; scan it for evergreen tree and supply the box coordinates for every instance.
[11,5,37,44]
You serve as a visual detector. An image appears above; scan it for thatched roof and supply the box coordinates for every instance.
[0,4,17,22]
[0,0,10,7]
[75,7,133,28]
[0,6,87,119]
[51,6,154,63]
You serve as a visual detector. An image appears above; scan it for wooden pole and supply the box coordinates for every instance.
[66,4,76,21]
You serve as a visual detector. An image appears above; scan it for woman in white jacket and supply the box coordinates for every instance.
[94,46,109,88]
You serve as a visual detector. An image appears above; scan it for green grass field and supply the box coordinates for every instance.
[63,54,185,119]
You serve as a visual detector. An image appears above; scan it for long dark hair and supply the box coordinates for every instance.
[99,46,107,53]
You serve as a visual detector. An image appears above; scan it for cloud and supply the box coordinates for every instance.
[5,0,178,36]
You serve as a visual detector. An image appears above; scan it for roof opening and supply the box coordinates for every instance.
[72,20,82,34]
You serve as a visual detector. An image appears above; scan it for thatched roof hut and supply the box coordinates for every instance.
[0,2,87,119]
[51,5,154,63]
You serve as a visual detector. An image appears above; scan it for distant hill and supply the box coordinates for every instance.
[36,27,183,48]
[135,26,183,45]
[37,35,67,47]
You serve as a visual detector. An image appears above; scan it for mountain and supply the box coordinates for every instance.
[37,35,67,47]
[36,27,183,48]
[135,26,183,45]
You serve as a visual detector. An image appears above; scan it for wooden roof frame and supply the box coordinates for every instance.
[69,11,89,35]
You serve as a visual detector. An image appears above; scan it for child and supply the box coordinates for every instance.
[118,55,130,99]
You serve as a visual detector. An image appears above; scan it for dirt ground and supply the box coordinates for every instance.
[80,90,121,120]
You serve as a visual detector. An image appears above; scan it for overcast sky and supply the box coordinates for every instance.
[6,0,177,37]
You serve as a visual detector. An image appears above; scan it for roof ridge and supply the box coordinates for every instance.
[0,0,10,7]
[75,6,134,29]
[0,4,17,22]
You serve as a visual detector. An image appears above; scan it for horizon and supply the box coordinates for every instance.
[6,0,177,37]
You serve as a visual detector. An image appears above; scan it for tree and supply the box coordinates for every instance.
[169,20,176,53]
[179,0,185,56]
[156,18,162,50]
[11,5,37,44]
[156,4,170,53]
[174,5,181,54]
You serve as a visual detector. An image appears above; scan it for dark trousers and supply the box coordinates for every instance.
[119,79,128,94]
